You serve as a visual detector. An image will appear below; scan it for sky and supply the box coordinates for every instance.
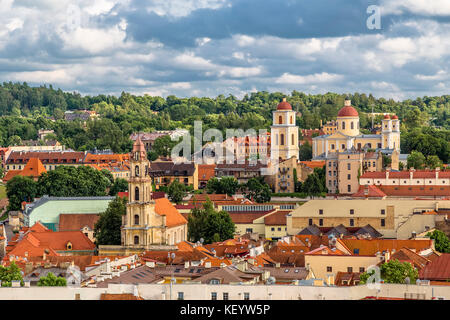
[0,0,449,100]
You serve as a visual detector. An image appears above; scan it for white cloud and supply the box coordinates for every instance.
[276,72,342,84]
[381,0,450,16]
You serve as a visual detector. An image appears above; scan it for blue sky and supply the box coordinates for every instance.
[0,0,449,100]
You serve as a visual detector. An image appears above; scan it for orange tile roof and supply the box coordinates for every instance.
[3,158,47,182]
[2,170,22,182]
[305,245,347,255]
[299,161,326,169]
[84,153,129,163]
[155,198,187,228]
[198,164,216,181]
[100,294,143,300]
[339,239,433,256]
[352,185,387,198]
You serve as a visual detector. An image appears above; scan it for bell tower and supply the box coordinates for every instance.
[270,98,299,161]
[122,137,154,247]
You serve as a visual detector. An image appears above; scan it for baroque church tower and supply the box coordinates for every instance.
[270,98,299,162]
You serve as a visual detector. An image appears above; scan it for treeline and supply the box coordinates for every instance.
[0,82,448,162]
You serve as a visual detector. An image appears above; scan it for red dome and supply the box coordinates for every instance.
[277,98,292,111]
[391,115,398,120]
[337,106,358,117]
[383,114,390,119]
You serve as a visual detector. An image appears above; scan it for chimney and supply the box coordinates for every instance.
[205,262,211,268]
[184,261,190,269]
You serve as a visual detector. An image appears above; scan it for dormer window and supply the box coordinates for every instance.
[66,242,73,250]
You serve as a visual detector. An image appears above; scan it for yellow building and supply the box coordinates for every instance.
[99,138,188,255]
[312,98,400,158]
[271,98,299,162]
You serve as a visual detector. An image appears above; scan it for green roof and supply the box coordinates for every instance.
[26,196,114,226]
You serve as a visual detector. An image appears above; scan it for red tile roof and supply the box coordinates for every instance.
[58,214,100,232]
[339,239,433,256]
[3,158,47,182]
[264,210,290,226]
[352,185,387,198]
[360,170,450,179]
[419,253,450,281]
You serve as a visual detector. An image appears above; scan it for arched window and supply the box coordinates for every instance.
[280,134,284,145]
[134,214,139,225]
[134,236,139,245]
[290,116,293,124]
[291,134,295,145]
[135,165,139,176]
[351,122,354,130]
[342,121,346,129]
[135,186,139,201]
[279,115,283,124]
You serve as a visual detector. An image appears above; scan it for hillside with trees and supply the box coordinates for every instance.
[0,82,448,163]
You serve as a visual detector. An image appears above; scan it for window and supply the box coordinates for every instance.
[308,219,313,226]
[271,227,275,231]
[178,292,184,300]
[135,165,139,176]
[349,219,354,226]
[342,144,345,150]
[347,174,351,180]
[277,227,281,231]
[134,235,139,245]
[347,185,351,192]
[291,134,295,145]
[347,163,351,170]
[331,144,335,150]
[319,219,323,226]
[134,214,139,225]
[381,219,385,227]
[350,209,354,215]
[359,267,365,273]
[244,293,250,300]
[279,115,283,124]
[351,122,354,129]
[280,134,284,145]
[223,292,229,300]
[319,209,323,215]
[246,228,253,233]
[347,267,353,273]
[342,121,346,129]
[135,186,140,201]
[290,116,293,124]
[381,209,385,215]
[327,266,332,272]
[211,292,217,300]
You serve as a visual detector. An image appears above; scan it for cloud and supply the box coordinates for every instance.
[276,72,343,84]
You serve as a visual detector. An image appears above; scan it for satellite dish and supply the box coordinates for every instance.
[171,253,176,259]
[266,276,276,285]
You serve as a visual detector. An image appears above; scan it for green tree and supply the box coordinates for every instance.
[37,272,67,286]
[242,177,271,203]
[167,180,187,204]
[8,135,22,146]
[407,150,426,169]
[426,230,450,253]
[425,155,443,169]
[299,142,312,161]
[206,176,239,196]
[0,262,23,287]
[6,175,38,211]
[300,166,327,198]
[94,196,127,245]
[152,135,178,158]
[187,199,235,244]
[109,178,129,196]
[360,259,418,284]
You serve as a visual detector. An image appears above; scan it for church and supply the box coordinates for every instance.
[99,137,188,255]
[312,98,400,159]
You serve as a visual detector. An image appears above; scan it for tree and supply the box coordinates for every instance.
[426,230,450,253]
[299,142,312,161]
[360,259,418,284]
[425,155,443,169]
[0,262,23,287]
[94,196,127,245]
[38,166,111,197]
[206,176,239,196]
[242,177,271,203]
[300,166,327,198]
[37,272,67,286]
[407,150,426,169]
[8,135,22,146]
[167,180,187,204]
[187,199,235,244]
[109,178,129,196]
[152,135,178,158]
[6,175,38,211]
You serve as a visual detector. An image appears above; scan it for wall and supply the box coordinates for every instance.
[0,283,448,300]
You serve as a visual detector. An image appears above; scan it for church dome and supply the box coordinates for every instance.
[391,115,398,120]
[277,98,292,111]
[337,106,359,117]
